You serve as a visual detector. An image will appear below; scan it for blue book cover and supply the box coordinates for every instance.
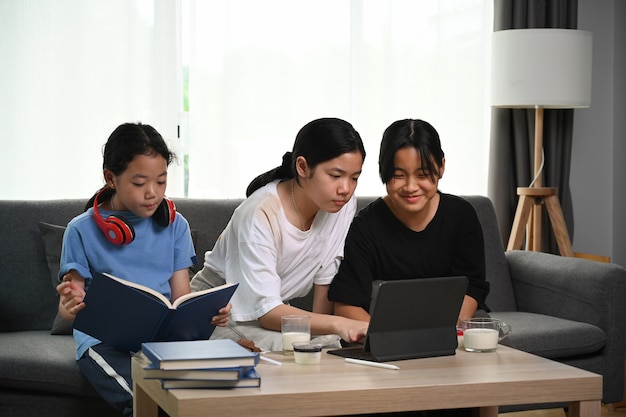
[144,364,255,381]
[160,368,261,389]
[141,339,260,370]
[73,272,238,352]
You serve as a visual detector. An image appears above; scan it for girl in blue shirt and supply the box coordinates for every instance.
[56,123,231,416]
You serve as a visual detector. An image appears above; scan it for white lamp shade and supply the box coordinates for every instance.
[491,29,593,109]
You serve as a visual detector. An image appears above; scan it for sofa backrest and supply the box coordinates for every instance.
[175,199,244,271]
[0,198,249,333]
[0,194,515,332]
[462,196,516,312]
[1,200,87,332]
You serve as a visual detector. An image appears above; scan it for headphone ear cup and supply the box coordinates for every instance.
[92,186,135,245]
[153,198,176,227]
[101,215,136,245]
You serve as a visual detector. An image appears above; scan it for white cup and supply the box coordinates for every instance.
[291,341,323,365]
[281,315,311,355]
[461,317,512,352]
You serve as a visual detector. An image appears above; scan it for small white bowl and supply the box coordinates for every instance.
[291,342,323,365]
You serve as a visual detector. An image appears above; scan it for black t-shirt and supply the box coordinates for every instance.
[328,192,489,312]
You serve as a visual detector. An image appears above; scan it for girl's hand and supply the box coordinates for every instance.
[337,318,368,344]
[211,303,232,327]
[56,273,86,320]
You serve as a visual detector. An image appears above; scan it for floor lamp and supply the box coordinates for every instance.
[491,29,593,256]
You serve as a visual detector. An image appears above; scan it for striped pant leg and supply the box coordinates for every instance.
[77,343,133,417]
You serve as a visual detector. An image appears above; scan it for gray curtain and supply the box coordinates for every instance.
[488,0,577,254]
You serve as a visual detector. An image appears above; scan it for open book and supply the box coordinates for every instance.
[73,272,238,352]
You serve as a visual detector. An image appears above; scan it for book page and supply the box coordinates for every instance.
[102,273,237,310]
[171,282,238,309]
[103,273,173,308]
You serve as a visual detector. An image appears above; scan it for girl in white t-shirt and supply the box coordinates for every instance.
[191,117,369,351]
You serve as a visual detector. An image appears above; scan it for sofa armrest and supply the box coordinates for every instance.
[506,250,626,404]
[505,250,626,331]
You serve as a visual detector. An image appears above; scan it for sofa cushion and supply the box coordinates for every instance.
[463,196,517,312]
[0,331,97,397]
[38,222,74,335]
[38,222,65,288]
[490,311,606,359]
[189,230,203,273]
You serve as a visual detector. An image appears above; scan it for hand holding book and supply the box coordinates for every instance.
[73,272,238,352]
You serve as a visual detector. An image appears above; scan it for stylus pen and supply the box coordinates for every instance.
[260,355,282,366]
[344,358,400,370]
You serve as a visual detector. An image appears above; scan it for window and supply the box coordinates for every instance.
[0,0,178,200]
[181,0,492,198]
[0,0,492,200]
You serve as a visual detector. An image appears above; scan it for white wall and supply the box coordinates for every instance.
[572,0,626,267]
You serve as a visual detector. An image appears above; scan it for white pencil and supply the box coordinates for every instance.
[344,358,400,370]
[260,355,283,366]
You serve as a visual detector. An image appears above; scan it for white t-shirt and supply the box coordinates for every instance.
[200,180,357,322]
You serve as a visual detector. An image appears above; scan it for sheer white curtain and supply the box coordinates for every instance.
[0,0,492,200]
[0,0,179,200]
[183,0,492,198]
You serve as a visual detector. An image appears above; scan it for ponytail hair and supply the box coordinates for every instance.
[85,186,114,212]
[245,118,365,197]
[246,152,293,197]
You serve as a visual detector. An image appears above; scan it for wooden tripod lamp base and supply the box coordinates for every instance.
[506,187,575,257]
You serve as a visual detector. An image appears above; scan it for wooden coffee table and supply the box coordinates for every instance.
[132,344,601,417]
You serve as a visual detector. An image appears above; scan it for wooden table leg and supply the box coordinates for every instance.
[133,381,159,417]
[478,405,498,417]
[568,400,601,417]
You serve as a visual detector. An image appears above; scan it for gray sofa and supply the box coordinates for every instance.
[1,196,625,417]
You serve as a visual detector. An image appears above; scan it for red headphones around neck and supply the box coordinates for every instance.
[93,186,176,245]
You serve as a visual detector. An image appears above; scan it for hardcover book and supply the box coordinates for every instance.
[135,352,252,381]
[73,272,238,352]
[160,368,261,389]
[141,339,260,370]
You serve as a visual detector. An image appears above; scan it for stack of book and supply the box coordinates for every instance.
[139,339,261,389]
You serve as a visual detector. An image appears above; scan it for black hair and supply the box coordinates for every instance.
[378,119,444,184]
[85,122,175,210]
[245,118,366,197]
